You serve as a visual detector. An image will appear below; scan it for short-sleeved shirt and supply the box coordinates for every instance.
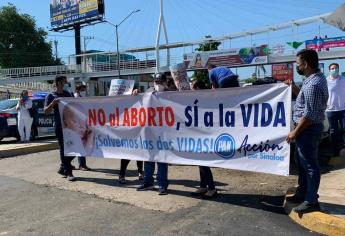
[326,75,345,112]
[44,91,72,129]
[293,72,328,124]
[209,67,235,85]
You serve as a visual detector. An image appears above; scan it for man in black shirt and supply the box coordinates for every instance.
[44,76,76,181]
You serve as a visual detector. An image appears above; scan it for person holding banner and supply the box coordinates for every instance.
[73,84,92,171]
[136,73,173,195]
[207,65,240,89]
[285,49,328,213]
[44,76,76,181]
[118,89,144,184]
[191,80,218,198]
[325,63,345,157]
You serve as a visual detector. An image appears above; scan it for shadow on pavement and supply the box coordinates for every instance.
[168,189,286,214]
[76,176,284,214]
[76,174,227,189]
[321,202,345,216]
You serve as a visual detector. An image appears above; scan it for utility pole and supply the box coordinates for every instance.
[54,40,58,60]
[155,0,170,73]
[83,36,94,53]
[75,24,82,65]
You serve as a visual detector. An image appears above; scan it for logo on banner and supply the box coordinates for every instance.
[214,133,236,159]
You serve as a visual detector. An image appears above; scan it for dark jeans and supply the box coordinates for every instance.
[143,162,168,189]
[78,156,87,168]
[326,110,345,155]
[55,128,75,175]
[294,123,323,204]
[219,75,240,88]
[199,166,215,190]
[120,159,143,177]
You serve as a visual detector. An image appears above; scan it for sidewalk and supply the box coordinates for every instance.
[0,139,58,158]
[1,140,344,234]
[284,150,345,236]
[0,149,297,213]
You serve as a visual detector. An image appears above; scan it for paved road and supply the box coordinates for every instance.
[0,175,317,236]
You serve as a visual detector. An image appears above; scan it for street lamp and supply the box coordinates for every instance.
[105,9,140,79]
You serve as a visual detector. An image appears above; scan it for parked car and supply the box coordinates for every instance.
[0,93,55,141]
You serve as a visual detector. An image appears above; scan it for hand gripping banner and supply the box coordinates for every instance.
[59,83,291,176]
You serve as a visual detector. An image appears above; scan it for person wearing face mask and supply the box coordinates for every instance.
[285,49,328,214]
[44,76,76,181]
[16,90,33,143]
[325,63,345,157]
[73,84,92,171]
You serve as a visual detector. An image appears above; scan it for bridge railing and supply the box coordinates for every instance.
[0,64,82,79]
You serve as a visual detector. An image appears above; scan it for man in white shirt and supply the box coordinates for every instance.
[326,63,345,156]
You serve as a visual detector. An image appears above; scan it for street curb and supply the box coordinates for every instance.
[0,141,59,158]
[284,189,345,236]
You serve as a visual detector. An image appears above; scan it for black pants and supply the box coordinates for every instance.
[120,159,143,177]
[78,156,87,167]
[199,166,215,190]
[55,128,75,175]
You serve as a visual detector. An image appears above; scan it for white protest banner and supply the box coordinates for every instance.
[169,63,190,91]
[108,79,135,96]
[59,84,291,176]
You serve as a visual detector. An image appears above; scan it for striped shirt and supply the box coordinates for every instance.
[293,72,328,124]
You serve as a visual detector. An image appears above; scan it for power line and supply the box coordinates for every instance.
[0,31,96,38]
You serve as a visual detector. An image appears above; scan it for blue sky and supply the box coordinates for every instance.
[1,0,345,79]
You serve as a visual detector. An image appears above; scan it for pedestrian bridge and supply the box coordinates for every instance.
[1,49,345,86]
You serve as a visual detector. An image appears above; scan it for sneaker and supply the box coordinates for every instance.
[293,201,320,214]
[57,168,67,178]
[203,189,218,199]
[285,194,304,204]
[191,187,207,196]
[118,176,126,184]
[136,184,154,191]
[158,187,168,195]
[67,175,76,181]
[138,173,144,181]
[79,166,91,171]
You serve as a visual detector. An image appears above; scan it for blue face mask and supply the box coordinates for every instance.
[330,68,339,77]
[23,95,29,101]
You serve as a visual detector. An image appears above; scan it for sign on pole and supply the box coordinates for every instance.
[108,79,135,96]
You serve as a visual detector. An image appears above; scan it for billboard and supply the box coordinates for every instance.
[50,0,104,30]
[184,45,268,69]
[272,63,294,81]
[306,36,345,50]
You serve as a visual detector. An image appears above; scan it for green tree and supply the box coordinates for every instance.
[192,36,221,88]
[0,4,61,68]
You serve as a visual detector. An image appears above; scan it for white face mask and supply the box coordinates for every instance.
[63,84,71,93]
[154,84,165,92]
[80,91,87,97]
